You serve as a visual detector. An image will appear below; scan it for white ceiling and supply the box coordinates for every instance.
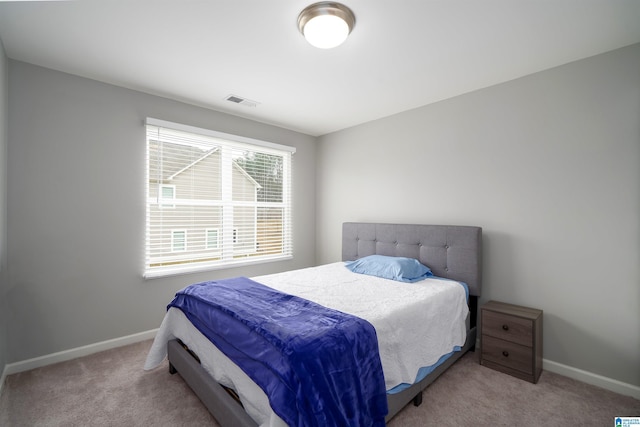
[1,1,639,136]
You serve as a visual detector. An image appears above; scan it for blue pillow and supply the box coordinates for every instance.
[344,255,432,283]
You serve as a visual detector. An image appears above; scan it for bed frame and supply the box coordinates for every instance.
[167,222,482,426]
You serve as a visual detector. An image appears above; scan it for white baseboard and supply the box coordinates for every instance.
[3,329,158,377]
[543,358,640,400]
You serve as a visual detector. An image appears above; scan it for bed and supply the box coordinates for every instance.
[145,222,482,426]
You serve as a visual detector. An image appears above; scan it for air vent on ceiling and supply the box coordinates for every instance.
[225,94,260,108]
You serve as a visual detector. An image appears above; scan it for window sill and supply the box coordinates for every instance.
[143,254,293,279]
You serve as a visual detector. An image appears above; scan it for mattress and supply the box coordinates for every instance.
[145,262,469,427]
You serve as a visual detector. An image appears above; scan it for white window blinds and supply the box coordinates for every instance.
[145,119,295,278]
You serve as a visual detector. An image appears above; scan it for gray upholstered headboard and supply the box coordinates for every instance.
[342,222,482,297]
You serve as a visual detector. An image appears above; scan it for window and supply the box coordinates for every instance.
[206,228,219,250]
[159,184,175,208]
[145,118,295,278]
[171,230,187,252]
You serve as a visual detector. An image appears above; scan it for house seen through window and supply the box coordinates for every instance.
[145,119,295,278]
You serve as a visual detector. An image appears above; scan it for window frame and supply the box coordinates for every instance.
[159,184,176,209]
[144,118,295,279]
[171,229,187,252]
[206,228,220,250]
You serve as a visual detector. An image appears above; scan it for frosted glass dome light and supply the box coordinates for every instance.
[298,2,355,49]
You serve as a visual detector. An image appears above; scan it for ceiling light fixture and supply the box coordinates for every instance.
[298,2,355,49]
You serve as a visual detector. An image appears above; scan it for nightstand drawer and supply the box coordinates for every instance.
[481,335,533,375]
[482,310,533,347]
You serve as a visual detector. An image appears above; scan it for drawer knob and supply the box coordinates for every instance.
[502,324,509,331]
[502,351,509,357]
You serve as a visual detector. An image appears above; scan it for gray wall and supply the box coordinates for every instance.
[316,44,640,387]
[6,61,316,362]
[0,38,8,373]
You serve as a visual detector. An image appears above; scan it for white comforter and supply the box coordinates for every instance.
[144,262,468,427]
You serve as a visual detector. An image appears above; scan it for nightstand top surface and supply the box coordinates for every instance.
[482,300,542,320]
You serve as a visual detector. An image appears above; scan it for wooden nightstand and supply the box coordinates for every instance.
[480,300,543,383]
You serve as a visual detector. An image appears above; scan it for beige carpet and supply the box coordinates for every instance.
[1,340,638,426]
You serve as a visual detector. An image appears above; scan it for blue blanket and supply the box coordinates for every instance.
[168,277,388,427]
